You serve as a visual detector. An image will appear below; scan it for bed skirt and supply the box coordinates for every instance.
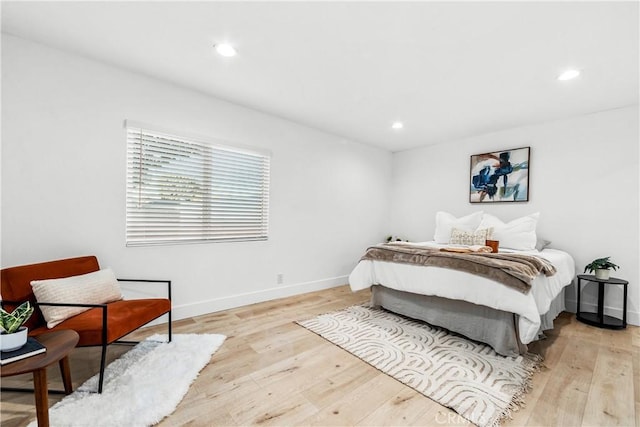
[370,285,565,357]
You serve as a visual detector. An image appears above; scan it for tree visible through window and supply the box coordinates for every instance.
[126,124,270,246]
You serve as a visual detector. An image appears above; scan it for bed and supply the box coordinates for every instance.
[348,212,576,357]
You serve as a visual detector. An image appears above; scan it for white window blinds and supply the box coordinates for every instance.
[126,125,270,246]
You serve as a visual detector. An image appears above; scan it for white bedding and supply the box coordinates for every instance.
[348,241,575,343]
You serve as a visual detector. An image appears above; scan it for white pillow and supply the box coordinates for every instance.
[478,212,540,251]
[536,237,552,251]
[31,268,123,328]
[433,211,483,244]
[449,227,493,246]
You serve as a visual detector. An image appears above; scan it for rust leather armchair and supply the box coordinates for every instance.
[0,256,171,393]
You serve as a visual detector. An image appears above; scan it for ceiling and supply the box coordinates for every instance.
[2,1,638,152]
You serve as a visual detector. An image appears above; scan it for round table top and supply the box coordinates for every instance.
[577,274,628,285]
[1,330,79,377]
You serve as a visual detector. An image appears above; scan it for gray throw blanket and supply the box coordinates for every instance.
[360,243,556,293]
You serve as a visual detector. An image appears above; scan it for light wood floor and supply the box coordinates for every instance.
[1,285,638,426]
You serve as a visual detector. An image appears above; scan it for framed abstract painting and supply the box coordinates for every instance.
[469,146,530,203]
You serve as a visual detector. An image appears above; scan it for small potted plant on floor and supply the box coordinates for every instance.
[584,256,619,280]
[0,301,35,352]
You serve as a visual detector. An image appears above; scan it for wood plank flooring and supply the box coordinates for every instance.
[1,285,638,426]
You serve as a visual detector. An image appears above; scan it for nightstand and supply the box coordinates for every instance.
[576,274,628,329]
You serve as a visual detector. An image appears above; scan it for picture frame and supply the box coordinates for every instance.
[469,146,530,203]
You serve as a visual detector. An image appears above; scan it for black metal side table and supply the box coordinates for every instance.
[576,274,628,329]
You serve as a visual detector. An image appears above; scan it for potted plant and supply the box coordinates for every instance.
[584,256,619,280]
[386,235,409,243]
[0,301,35,352]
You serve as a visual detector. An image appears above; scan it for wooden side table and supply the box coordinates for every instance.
[1,330,79,427]
[576,274,628,329]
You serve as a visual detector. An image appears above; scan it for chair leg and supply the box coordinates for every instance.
[168,311,172,343]
[98,342,108,393]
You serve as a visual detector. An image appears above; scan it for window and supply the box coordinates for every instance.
[125,123,270,246]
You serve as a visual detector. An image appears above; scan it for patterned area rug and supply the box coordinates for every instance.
[297,305,541,427]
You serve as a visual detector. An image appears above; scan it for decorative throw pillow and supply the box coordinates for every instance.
[478,212,540,251]
[31,268,123,328]
[450,227,493,246]
[433,211,484,244]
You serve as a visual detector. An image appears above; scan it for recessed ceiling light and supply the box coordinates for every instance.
[558,69,580,81]
[214,43,237,57]
[391,121,404,130]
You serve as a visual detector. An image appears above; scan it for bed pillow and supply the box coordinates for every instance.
[449,227,493,246]
[536,237,552,251]
[31,268,123,328]
[433,211,484,244]
[478,212,540,251]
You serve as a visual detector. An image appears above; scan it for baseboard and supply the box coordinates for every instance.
[169,275,349,322]
[565,298,639,326]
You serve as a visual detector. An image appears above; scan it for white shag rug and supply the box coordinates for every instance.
[297,305,541,427]
[29,333,225,427]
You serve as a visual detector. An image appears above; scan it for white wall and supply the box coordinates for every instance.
[391,106,640,325]
[4,34,638,328]
[1,35,392,319]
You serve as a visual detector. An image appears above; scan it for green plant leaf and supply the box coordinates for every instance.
[584,256,620,274]
[0,301,34,334]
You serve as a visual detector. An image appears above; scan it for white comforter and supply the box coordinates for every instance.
[348,242,575,343]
